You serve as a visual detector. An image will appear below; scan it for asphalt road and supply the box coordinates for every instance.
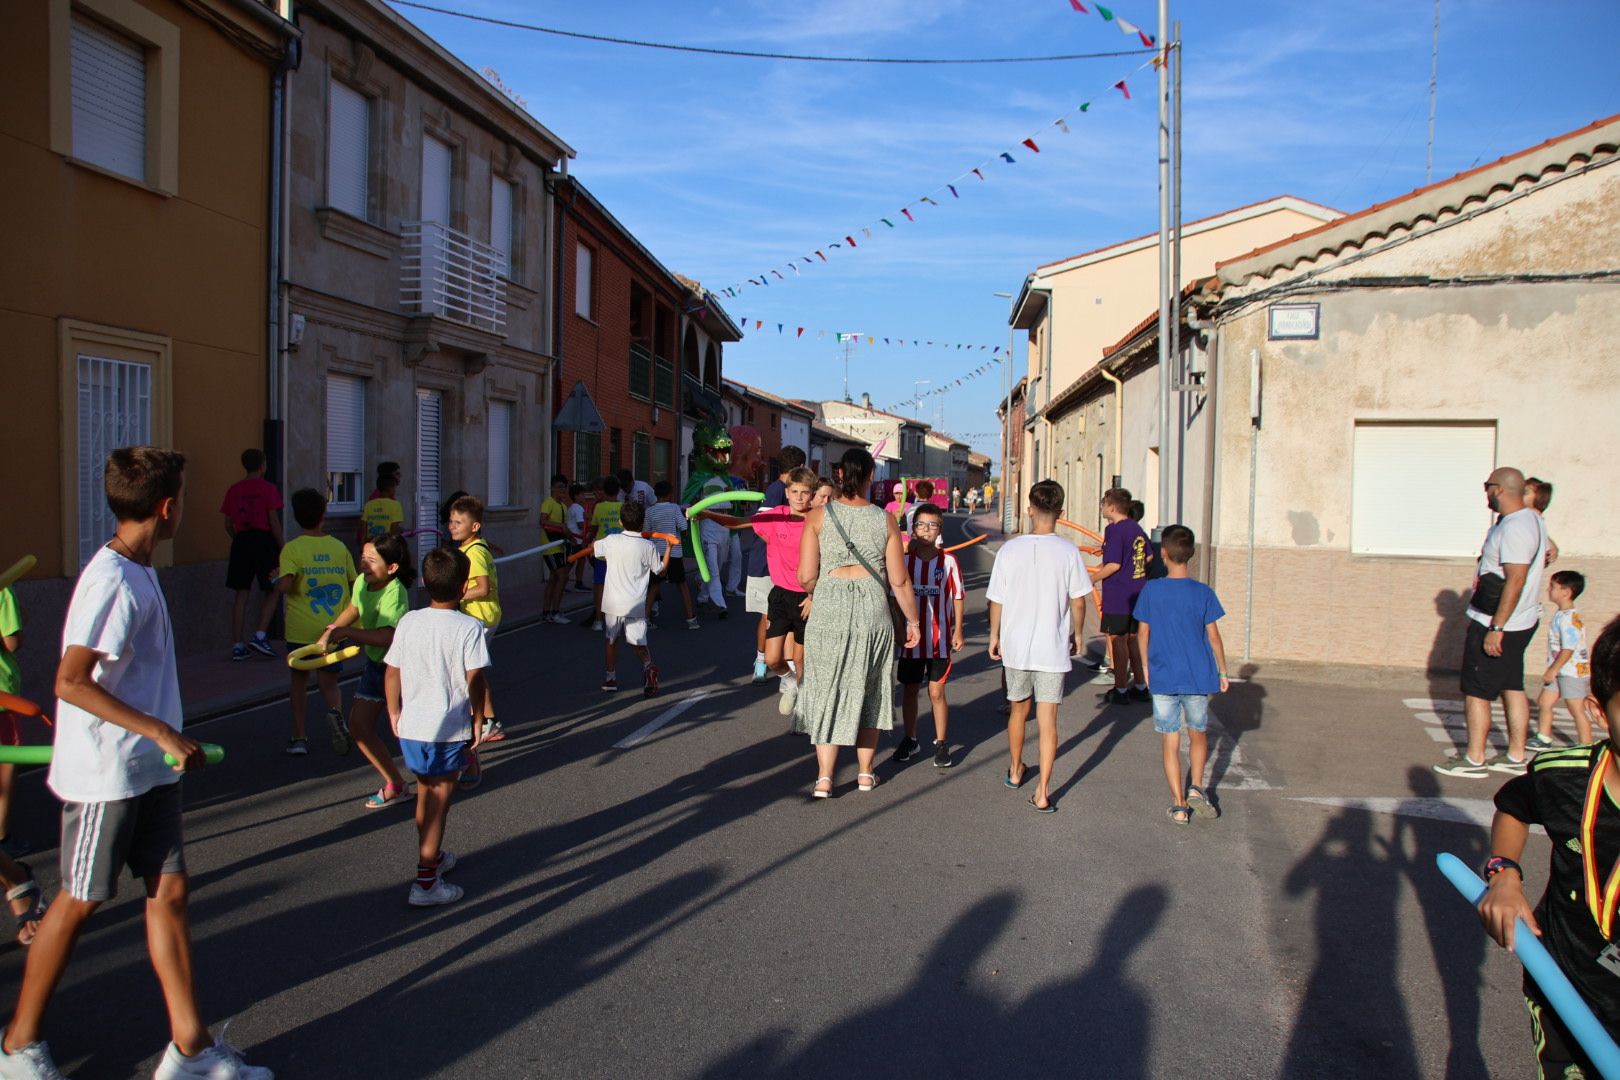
[0,514,1551,1078]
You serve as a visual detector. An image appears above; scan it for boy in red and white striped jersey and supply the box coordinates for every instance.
[895,502,965,768]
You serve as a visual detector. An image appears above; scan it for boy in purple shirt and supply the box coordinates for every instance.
[1094,488,1152,704]
[220,448,283,662]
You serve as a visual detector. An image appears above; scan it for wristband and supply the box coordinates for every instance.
[1484,855,1523,882]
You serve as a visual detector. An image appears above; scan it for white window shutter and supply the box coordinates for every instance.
[416,389,442,531]
[575,244,592,317]
[1350,423,1496,557]
[325,374,365,508]
[490,178,514,277]
[487,400,513,506]
[421,135,452,224]
[327,80,369,219]
[71,16,146,182]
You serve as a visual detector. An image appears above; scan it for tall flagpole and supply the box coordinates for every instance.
[1155,0,1171,532]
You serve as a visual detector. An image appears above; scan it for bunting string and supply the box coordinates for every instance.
[872,353,1009,415]
[737,321,1004,354]
[1065,1,1157,49]
[714,54,1157,301]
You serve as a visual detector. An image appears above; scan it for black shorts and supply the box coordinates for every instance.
[1460,618,1536,701]
[766,585,808,640]
[656,556,686,585]
[1099,612,1139,636]
[898,657,952,685]
[1525,977,1602,1080]
[225,529,278,591]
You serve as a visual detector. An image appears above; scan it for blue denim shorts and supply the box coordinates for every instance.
[1152,693,1211,734]
[355,659,386,702]
[400,738,467,779]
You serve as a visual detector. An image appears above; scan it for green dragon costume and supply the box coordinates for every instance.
[683,419,735,504]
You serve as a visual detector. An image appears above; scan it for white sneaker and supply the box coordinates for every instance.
[778,675,800,717]
[407,877,464,907]
[0,1038,67,1080]
[153,1023,271,1080]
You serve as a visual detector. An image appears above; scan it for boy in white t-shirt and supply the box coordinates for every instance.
[592,500,670,696]
[1529,570,1597,749]
[0,448,273,1080]
[384,547,491,908]
[987,479,1093,813]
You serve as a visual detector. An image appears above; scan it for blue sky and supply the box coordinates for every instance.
[392,0,1618,460]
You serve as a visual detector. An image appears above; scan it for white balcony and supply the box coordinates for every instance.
[401,220,506,335]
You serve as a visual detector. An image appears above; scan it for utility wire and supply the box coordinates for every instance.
[390,1,1155,65]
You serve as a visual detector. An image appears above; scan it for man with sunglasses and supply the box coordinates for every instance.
[1435,467,1548,779]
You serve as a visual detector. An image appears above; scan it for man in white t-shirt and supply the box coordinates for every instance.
[0,448,275,1080]
[1436,467,1548,780]
[595,500,670,696]
[988,478,1094,812]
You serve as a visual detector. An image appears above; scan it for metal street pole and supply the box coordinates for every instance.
[1156,0,1172,535]
[993,291,1014,533]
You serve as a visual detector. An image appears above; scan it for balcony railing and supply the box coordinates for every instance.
[401,220,506,334]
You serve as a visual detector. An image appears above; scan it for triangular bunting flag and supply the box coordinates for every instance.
[777,324,783,334]
[881,218,895,227]
[796,327,804,337]
[1068,0,1088,9]
[1080,102,1091,112]
[816,251,827,260]
[1114,80,1131,100]
[1000,152,1015,163]
[772,270,783,279]
[1096,4,1113,19]
[921,196,938,206]
[755,321,762,330]
[948,184,958,198]
[1023,138,1040,153]
[845,235,857,247]
[901,208,914,221]
[862,227,872,239]
[972,168,984,180]
[1056,118,1070,134]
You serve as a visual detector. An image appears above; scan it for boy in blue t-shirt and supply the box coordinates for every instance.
[1133,525,1230,825]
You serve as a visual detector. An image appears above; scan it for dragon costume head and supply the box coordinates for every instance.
[683,419,735,503]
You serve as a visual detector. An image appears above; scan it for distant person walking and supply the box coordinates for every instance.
[795,448,920,797]
[1436,467,1548,779]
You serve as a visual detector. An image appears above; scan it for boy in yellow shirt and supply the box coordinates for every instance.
[278,488,357,756]
[356,462,404,548]
[447,495,502,756]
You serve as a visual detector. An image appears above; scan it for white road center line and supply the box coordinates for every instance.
[613,690,714,749]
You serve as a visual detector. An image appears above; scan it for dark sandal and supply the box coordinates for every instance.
[1029,794,1056,814]
[7,864,45,945]
[1168,806,1192,825]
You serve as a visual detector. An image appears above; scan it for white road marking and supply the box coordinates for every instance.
[1204,716,1277,791]
[1289,795,1545,834]
[613,690,714,749]
[1402,696,1574,752]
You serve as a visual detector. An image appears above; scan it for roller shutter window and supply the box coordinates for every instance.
[327,79,370,220]
[325,374,365,511]
[1350,422,1496,557]
[487,399,513,507]
[71,15,147,182]
[575,244,593,318]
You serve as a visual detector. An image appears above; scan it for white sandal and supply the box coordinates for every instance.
[857,772,878,792]
[811,776,833,799]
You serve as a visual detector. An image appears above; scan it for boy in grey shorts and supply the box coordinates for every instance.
[987,479,1093,813]
[0,448,271,1080]
[1529,570,1596,748]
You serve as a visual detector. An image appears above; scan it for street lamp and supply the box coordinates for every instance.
[993,291,1014,532]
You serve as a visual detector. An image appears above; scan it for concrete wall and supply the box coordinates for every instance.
[1210,157,1620,670]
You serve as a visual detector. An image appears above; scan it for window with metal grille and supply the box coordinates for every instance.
[326,374,365,511]
[416,389,442,532]
[633,432,651,485]
[487,399,514,506]
[76,355,151,568]
[71,15,147,182]
[653,358,674,407]
[327,79,370,220]
[629,344,652,402]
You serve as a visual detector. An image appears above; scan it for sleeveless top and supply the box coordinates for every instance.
[819,501,891,577]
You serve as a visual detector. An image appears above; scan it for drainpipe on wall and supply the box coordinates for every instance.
[267,25,299,489]
[1098,363,1123,489]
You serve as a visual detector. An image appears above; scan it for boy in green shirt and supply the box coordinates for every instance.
[278,488,357,757]
[447,495,502,754]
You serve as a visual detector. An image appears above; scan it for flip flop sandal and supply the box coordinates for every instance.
[857,772,878,792]
[1004,768,1028,789]
[811,776,834,799]
[1168,806,1192,825]
[1186,786,1220,819]
[7,864,45,946]
[1029,794,1056,814]
[364,783,406,809]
